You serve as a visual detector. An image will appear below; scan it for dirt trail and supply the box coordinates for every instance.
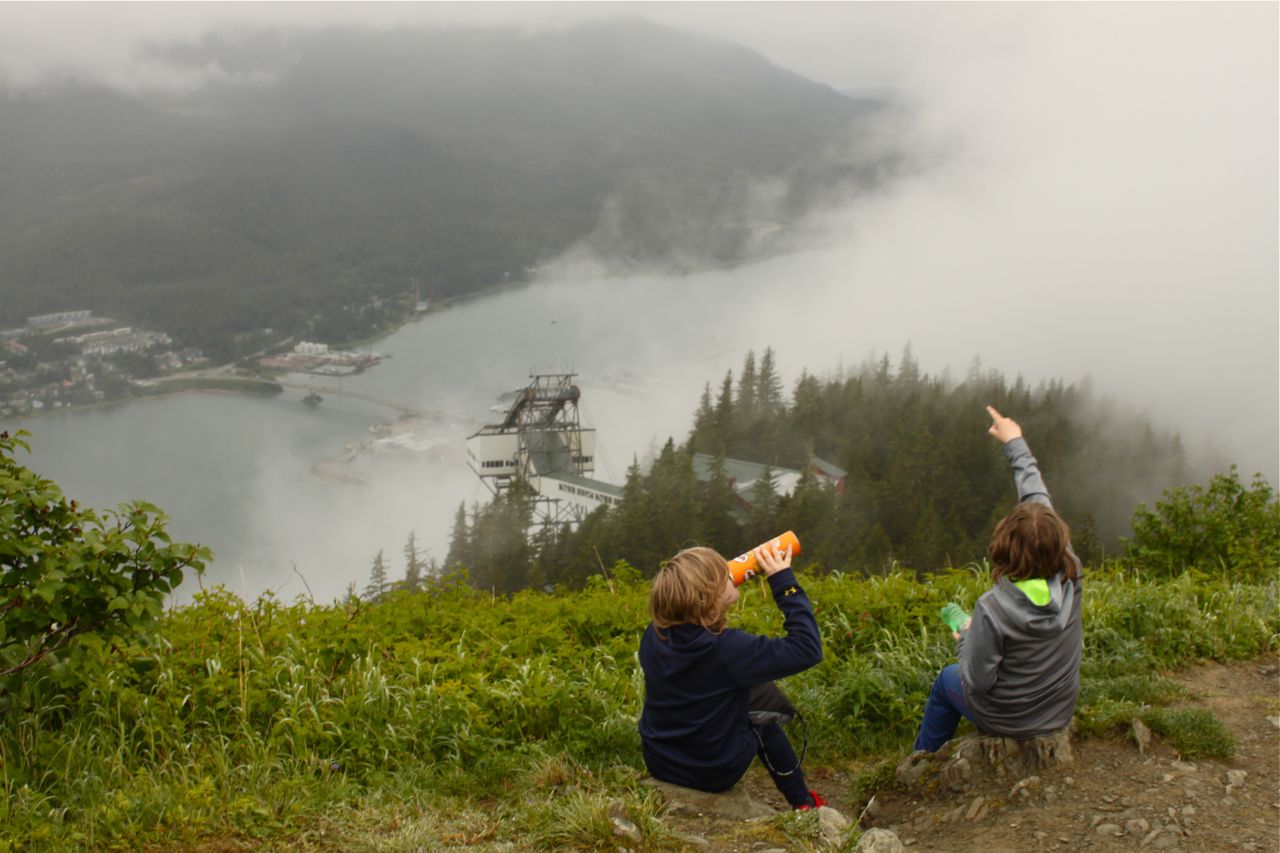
[680,655,1279,851]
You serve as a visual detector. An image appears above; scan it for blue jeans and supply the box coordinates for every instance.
[913,664,976,752]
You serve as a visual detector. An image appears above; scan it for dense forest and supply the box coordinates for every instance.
[0,21,888,360]
[442,350,1203,594]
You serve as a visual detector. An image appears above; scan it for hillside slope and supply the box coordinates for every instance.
[0,19,887,355]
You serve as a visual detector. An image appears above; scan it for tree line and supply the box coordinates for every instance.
[410,349,1212,596]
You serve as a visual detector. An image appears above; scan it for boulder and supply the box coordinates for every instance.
[641,778,776,819]
[819,805,851,846]
[854,827,907,852]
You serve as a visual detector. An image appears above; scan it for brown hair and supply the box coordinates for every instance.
[989,502,1080,583]
[650,546,730,637]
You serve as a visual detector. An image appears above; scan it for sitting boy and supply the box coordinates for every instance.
[638,542,826,809]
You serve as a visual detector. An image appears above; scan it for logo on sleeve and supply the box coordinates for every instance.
[782,586,799,597]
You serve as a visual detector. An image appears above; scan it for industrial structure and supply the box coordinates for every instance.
[466,373,847,529]
[466,373,620,527]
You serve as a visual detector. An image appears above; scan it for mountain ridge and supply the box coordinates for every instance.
[0,19,891,357]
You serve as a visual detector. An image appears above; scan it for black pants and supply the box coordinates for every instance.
[748,682,811,806]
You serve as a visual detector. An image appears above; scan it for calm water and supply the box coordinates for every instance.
[10,268,775,603]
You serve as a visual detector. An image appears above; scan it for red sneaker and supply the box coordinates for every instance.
[793,789,828,811]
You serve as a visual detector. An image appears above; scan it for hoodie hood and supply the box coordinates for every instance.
[989,572,1076,638]
[647,623,720,679]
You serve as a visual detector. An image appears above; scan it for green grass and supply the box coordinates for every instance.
[0,564,1274,850]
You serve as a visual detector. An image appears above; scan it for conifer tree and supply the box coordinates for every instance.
[617,456,659,573]
[713,370,735,453]
[737,350,757,413]
[364,549,389,601]
[757,346,784,412]
[444,502,470,570]
[647,438,701,559]
[779,466,838,568]
[745,465,780,544]
[403,530,423,591]
[698,452,743,556]
[691,382,716,452]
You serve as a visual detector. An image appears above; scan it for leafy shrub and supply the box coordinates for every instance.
[1126,467,1279,580]
[0,430,209,688]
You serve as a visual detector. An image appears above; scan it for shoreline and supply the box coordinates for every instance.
[9,275,539,421]
[10,376,283,422]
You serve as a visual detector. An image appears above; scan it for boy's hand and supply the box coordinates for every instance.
[952,617,972,641]
[986,405,1023,444]
[755,542,793,577]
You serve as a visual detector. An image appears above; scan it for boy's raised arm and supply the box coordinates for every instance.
[987,404,1052,508]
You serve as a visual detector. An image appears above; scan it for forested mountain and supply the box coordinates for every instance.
[445,350,1196,593]
[0,20,886,357]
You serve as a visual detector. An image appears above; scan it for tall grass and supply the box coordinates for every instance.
[0,564,1275,850]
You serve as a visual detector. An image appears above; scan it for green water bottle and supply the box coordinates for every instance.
[940,602,970,633]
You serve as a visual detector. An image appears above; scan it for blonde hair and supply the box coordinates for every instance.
[650,546,729,637]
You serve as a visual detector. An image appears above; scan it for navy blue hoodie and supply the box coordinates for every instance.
[638,568,823,792]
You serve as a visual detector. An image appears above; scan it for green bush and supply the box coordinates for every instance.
[1126,467,1279,580]
[0,430,209,690]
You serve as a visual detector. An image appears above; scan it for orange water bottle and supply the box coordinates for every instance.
[728,531,802,586]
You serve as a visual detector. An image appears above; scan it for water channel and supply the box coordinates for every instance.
[12,265,792,603]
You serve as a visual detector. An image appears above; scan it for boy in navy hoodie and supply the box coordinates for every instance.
[638,542,826,809]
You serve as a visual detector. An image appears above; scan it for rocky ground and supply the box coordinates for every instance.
[661,654,1279,852]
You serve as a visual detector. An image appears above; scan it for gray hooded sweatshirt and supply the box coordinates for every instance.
[955,437,1083,739]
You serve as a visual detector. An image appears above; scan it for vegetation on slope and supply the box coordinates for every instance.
[1,352,1275,849]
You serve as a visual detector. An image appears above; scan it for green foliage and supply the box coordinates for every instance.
[0,430,208,679]
[1126,467,1280,580]
[1140,707,1236,760]
[1077,701,1235,760]
[0,548,1273,849]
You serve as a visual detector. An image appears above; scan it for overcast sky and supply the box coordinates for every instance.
[3,2,1277,478]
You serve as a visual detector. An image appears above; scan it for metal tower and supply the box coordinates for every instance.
[466,373,612,527]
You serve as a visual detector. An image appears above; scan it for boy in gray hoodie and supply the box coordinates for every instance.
[913,405,1083,751]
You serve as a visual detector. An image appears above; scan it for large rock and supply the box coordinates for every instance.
[819,805,851,846]
[895,729,1074,794]
[855,827,907,852]
[641,778,777,819]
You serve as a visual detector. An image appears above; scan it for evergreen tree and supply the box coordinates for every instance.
[778,466,838,570]
[444,502,471,570]
[757,346,784,412]
[364,549,389,601]
[647,438,701,559]
[791,370,823,453]
[403,530,423,592]
[897,342,920,386]
[698,452,743,556]
[745,466,781,545]
[690,382,716,452]
[617,456,660,574]
[737,350,758,413]
[713,370,735,453]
